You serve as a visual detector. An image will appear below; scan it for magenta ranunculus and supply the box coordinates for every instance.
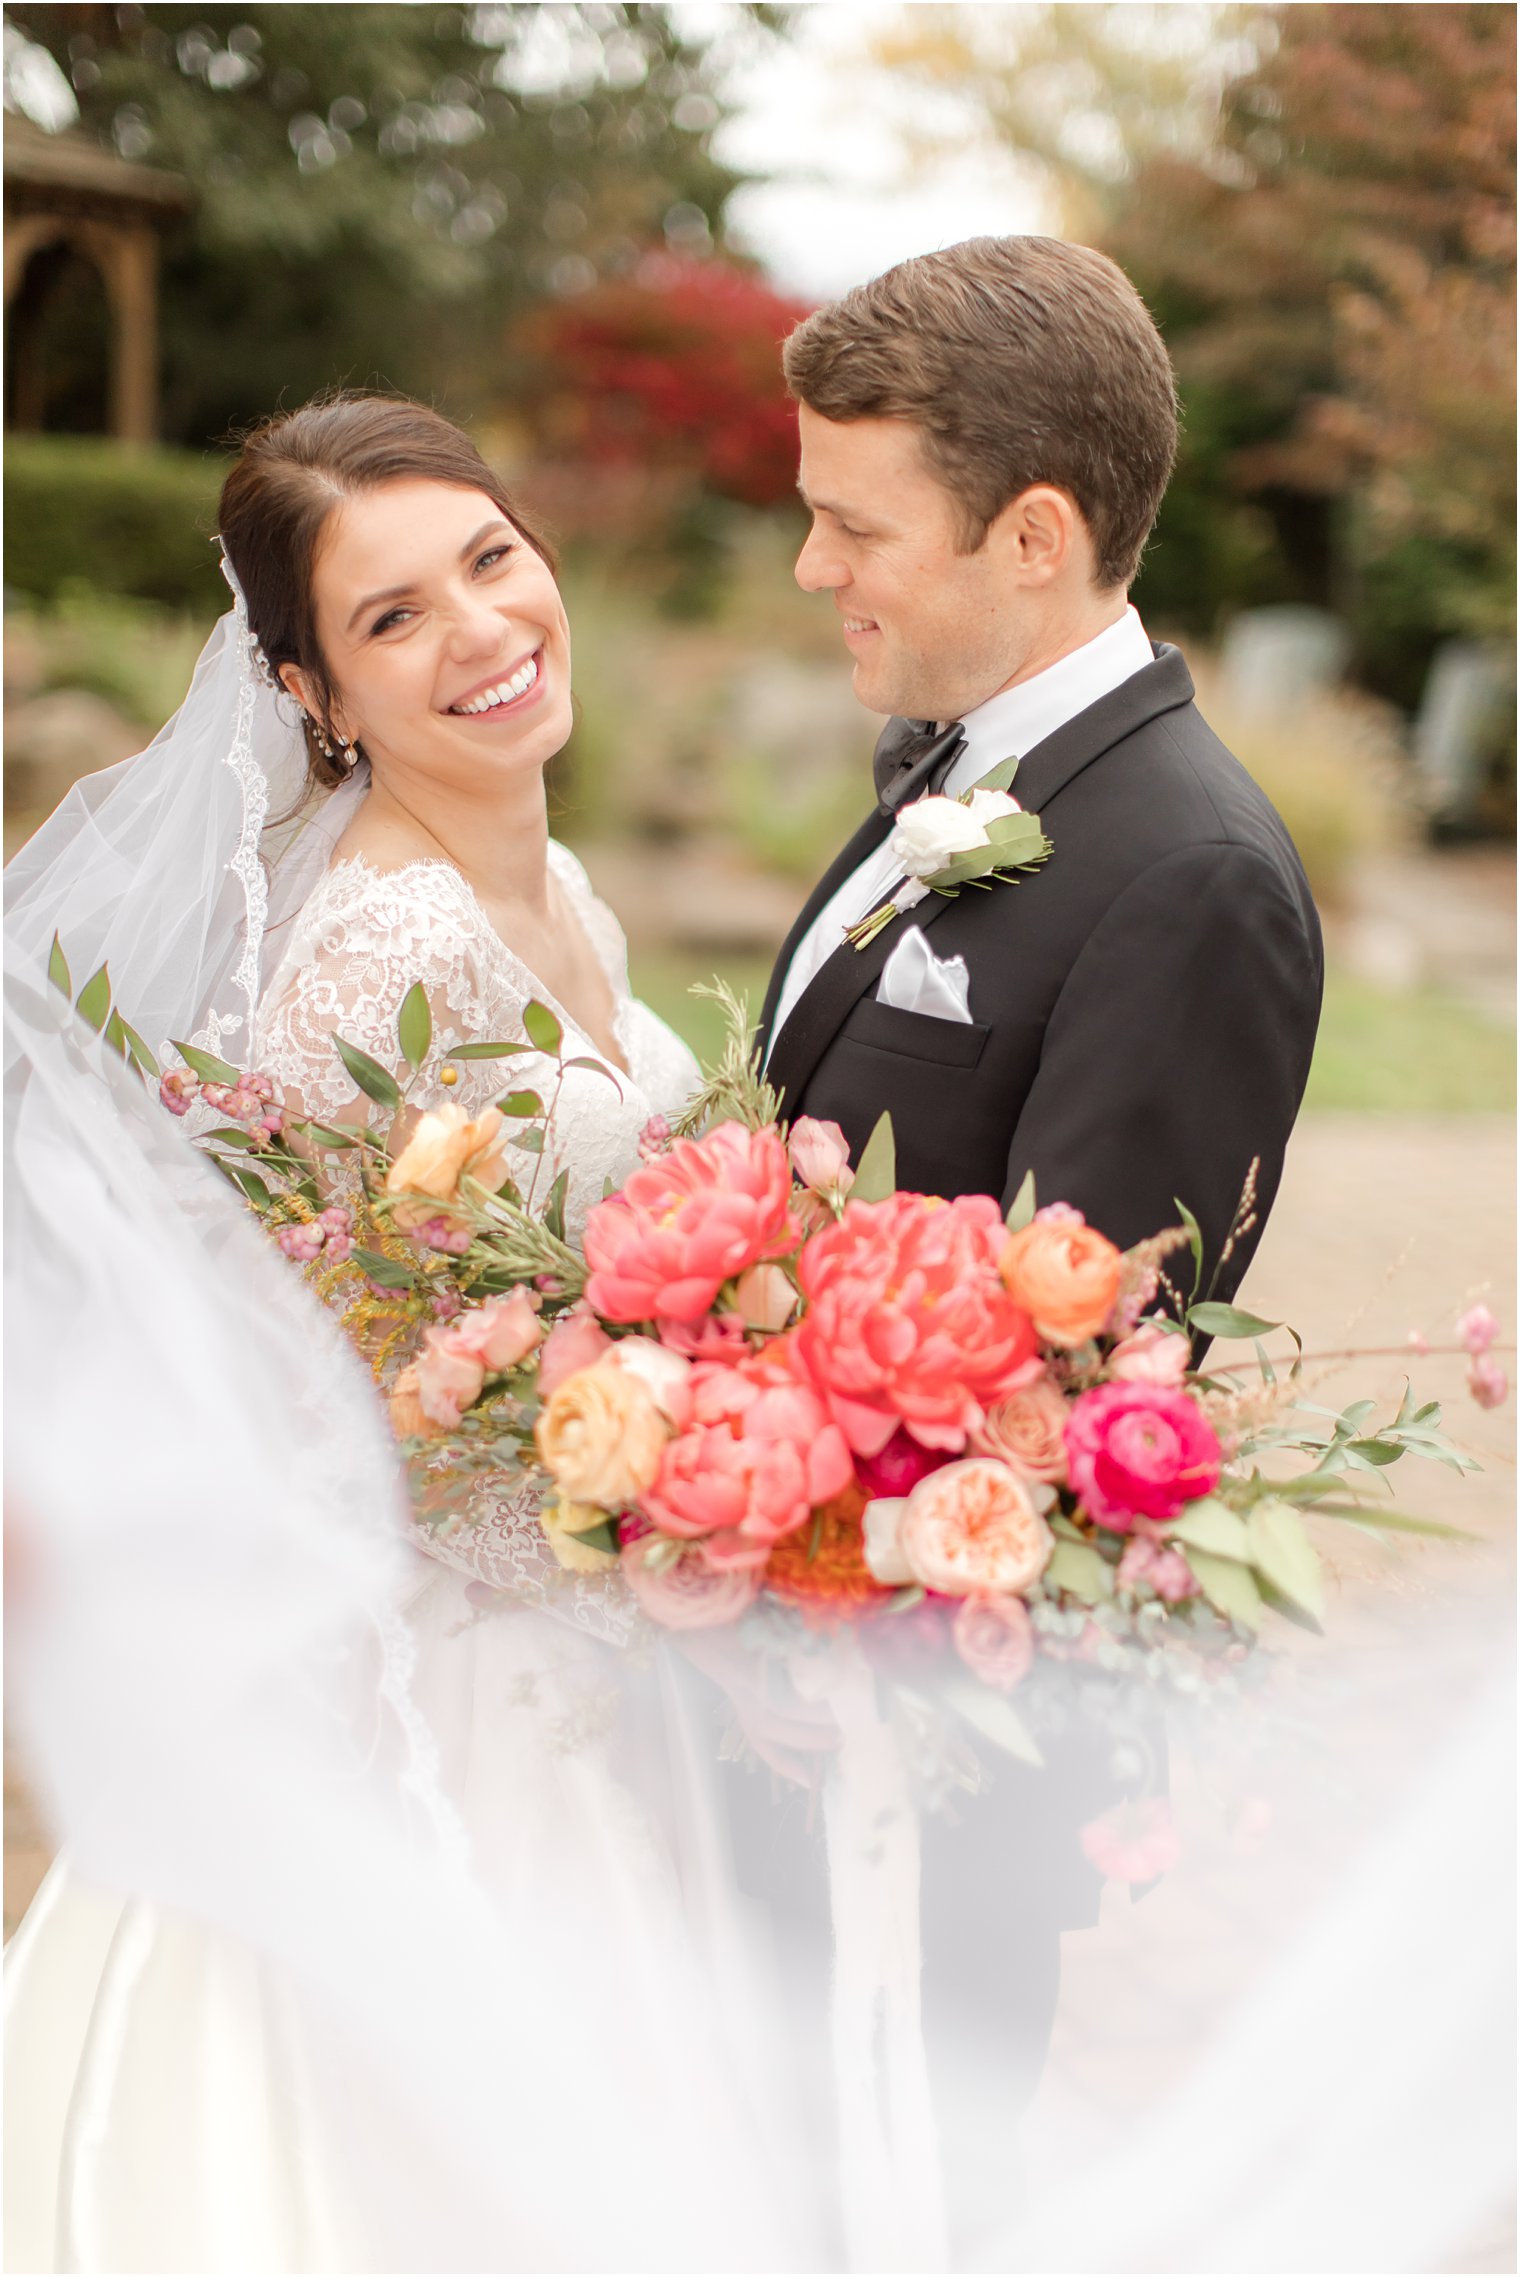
[641,1342,854,1569]
[1064,1381,1223,1531]
[582,1120,798,1324]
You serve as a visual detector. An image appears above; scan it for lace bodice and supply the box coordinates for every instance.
[254,841,702,1640]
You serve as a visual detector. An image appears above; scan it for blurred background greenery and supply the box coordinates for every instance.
[3,0,1514,1114]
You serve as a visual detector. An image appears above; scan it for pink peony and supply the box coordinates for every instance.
[1107,1321,1191,1386]
[641,1343,854,1570]
[1080,1797,1180,1885]
[537,1304,614,1398]
[1457,1303,1500,1357]
[1468,1354,1509,1410]
[952,1592,1035,1691]
[1117,1531,1200,1603]
[583,1120,798,1324]
[787,1117,854,1199]
[620,1535,762,1630]
[1065,1381,1222,1532]
[442,1289,543,1375]
[794,1191,1042,1456]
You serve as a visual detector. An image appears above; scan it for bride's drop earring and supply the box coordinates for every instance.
[309,716,353,767]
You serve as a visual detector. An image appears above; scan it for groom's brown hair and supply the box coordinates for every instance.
[783,236,1177,589]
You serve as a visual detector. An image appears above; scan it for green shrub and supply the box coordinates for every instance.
[3,436,228,615]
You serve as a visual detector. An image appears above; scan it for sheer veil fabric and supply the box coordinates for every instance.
[4,595,1513,2273]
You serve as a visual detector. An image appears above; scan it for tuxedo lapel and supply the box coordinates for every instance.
[755,804,893,1057]
[763,646,1198,1115]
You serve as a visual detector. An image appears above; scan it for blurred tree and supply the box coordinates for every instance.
[6,2,783,448]
[872,4,1516,702]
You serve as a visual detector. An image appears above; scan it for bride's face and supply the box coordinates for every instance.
[299,478,572,789]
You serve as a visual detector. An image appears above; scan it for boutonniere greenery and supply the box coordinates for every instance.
[845,756,1054,951]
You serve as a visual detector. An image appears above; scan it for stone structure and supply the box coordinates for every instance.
[4,112,187,441]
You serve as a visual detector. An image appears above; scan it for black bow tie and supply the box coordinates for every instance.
[871,716,967,816]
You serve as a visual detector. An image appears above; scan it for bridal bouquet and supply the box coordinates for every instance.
[98,936,1493,1705]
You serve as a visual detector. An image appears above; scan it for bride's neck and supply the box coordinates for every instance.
[358,769,551,911]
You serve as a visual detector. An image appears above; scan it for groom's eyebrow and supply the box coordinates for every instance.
[345,522,515,631]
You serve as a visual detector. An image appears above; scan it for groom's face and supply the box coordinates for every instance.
[794,407,1033,721]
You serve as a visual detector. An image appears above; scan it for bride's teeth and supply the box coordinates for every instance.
[452,656,540,714]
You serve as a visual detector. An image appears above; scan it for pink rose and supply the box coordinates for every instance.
[641,1343,854,1570]
[1457,1303,1500,1356]
[1107,1321,1191,1386]
[620,1535,762,1630]
[412,1340,487,1430]
[1080,1797,1180,1885]
[537,1304,614,1398]
[971,1377,1070,1483]
[1468,1354,1508,1410]
[897,1458,1054,1597]
[583,1120,798,1323]
[787,1116,854,1199]
[1065,1381,1222,1532]
[952,1592,1035,1691]
[795,1192,1041,1456]
[442,1289,543,1375]
[1117,1531,1200,1603]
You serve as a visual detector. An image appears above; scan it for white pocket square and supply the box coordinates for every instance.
[875,927,974,1024]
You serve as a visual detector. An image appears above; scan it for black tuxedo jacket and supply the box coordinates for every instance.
[758,648,1323,1305]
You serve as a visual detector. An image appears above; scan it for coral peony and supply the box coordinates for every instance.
[971,1378,1070,1483]
[386,1103,512,1229]
[952,1592,1035,1690]
[795,1192,1041,1456]
[537,1304,614,1398]
[999,1212,1123,1347]
[1080,1797,1180,1884]
[535,1358,670,1508]
[897,1458,1054,1597]
[583,1120,797,1323]
[641,1345,853,1569]
[1065,1382,1222,1531]
[787,1117,854,1200]
[1107,1321,1190,1385]
[621,1535,762,1630]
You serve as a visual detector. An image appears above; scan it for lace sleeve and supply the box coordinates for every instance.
[255,858,555,1128]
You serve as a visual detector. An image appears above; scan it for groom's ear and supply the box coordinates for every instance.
[985,485,1095,590]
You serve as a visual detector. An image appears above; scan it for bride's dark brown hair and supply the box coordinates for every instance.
[217,391,557,791]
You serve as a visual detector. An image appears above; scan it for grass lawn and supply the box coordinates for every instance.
[630,952,1515,1115]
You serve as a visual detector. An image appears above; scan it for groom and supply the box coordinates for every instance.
[759,234,1322,1304]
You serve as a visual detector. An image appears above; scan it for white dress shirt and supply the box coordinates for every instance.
[767,605,1157,1051]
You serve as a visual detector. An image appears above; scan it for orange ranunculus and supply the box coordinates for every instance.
[999,1212,1123,1347]
[385,1103,512,1230]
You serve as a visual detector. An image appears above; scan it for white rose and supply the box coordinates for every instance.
[861,1496,914,1585]
[605,1335,692,1422]
[962,786,1023,825]
[887,795,989,878]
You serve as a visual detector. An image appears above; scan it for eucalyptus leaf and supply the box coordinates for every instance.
[47,933,72,999]
[1046,1538,1113,1604]
[171,1039,240,1086]
[101,1008,131,1061]
[498,1090,546,1119]
[1185,1549,1262,1631]
[942,1678,1045,1767]
[397,982,432,1072]
[303,1123,363,1150]
[563,1056,623,1093]
[851,1111,897,1204]
[522,999,563,1056]
[969,753,1021,796]
[544,1168,570,1245]
[1167,1497,1250,1561]
[332,1036,403,1111]
[229,1165,272,1208]
[1005,1169,1037,1233]
[448,1039,533,1061]
[1246,1500,1325,1622]
[117,1017,161,1079]
[351,1247,422,1291]
[511,1128,545,1155]
[1188,1301,1281,1340]
[75,965,111,1033]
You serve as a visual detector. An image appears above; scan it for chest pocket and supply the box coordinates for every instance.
[838,996,991,1069]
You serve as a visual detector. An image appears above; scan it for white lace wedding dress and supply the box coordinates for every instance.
[5,841,805,2273]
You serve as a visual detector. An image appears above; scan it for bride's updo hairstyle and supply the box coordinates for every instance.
[217,391,556,791]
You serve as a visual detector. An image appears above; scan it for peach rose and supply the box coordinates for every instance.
[443,1289,543,1375]
[999,1214,1124,1347]
[412,1340,487,1430]
[542,1502,620,1574]
[952,1592,1035,1691]
[971,1377,1069,1483]
[1108,1321,1190,1385]
[537,1304,614,1399]
[620,1535,762,1630]
[387,1363,437,1440]
[386,1103,512,1230]
[897,1458,1054,1597]
[535,1357,669,1508]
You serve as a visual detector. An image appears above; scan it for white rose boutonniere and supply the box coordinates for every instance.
[845,757,1054,951]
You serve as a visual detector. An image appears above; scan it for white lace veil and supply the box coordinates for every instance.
[4,557,368,1071]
